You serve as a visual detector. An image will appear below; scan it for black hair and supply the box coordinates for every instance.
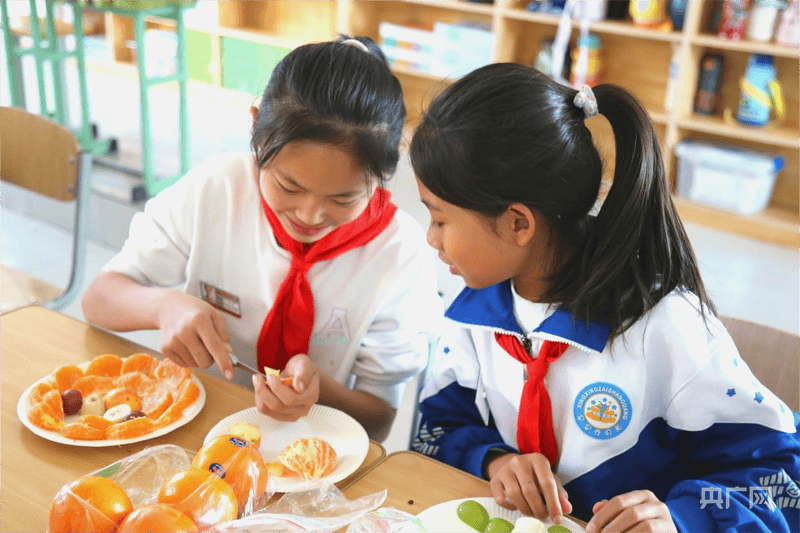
[410,63,716,339]
[251,36,406,187]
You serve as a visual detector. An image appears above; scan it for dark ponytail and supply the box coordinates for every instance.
[411,63,715,339]
[554,84,716,334]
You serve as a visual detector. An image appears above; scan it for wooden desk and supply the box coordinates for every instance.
[1,306,384,532]
[342,451,587,529]
[0,265,62,314]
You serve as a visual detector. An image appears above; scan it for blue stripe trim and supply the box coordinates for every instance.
[445,281,610,352]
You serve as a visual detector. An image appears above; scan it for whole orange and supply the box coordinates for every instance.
[116,503,198,533]
[49,475,133,533]
[157,468,238,527]
[191,435,269,511]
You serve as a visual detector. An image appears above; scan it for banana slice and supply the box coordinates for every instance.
[103,404,132,423]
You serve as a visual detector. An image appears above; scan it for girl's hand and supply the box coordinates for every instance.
[252,353,320,421]
[488,452,572,524]
[585,491,677,533]
[156,290,234,379]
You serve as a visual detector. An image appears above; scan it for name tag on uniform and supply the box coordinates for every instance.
[199,281,242,317]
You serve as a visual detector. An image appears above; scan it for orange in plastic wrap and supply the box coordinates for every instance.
[153,359,191,389]
[104,387,142,411]
[117,503,198,533]
[278,437,338,480]
[49,476,133,533]
[106,416,155,440]
[115,372,156,397]
[157,468,238,528]
[71,375,116,398]
[85,354,124,377]
[28,389,65,431]
[191,435,269,511]
[143,388,174,419]
[120,353,159,376]
[53,364,84,392]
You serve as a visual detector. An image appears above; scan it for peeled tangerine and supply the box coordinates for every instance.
[278,437,337,480]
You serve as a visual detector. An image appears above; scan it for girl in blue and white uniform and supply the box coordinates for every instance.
[410,64,799,532]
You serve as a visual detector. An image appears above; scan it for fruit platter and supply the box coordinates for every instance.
[18,353,205,446]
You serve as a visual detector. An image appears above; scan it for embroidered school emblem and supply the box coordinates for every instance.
[573,382,632,440]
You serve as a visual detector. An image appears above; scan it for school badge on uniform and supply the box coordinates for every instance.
[574,382,632,440]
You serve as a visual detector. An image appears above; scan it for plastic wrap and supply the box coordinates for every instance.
[48,444,386,533]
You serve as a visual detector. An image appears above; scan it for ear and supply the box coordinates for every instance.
[502,203,536,246]
[249,105,258,126]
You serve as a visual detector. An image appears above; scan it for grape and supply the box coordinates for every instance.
[124,410,147,422]
[457,500,489,532]
[61,389,83,416]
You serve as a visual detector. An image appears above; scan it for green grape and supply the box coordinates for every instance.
[456,500,490,532]
[484,517,514,532]
[547,526,572,532]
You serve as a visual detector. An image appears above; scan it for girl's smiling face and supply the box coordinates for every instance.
[416,178,525,290]
[259,141,372,243]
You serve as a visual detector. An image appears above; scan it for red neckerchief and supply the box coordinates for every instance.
[494,333,569,467]
[257,188,397,371]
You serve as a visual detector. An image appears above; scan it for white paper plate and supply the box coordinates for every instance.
[203,405,369,492]
[17,362,206,447]
[416,497,584,532]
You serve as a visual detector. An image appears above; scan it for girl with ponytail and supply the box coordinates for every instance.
[411,64,799,532]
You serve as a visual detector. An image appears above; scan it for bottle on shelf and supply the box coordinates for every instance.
[694,53,724,115]
[774,0,800,45]
[718,0,752,40]
[669,0,687,30]
[570,33,601,87]
[735,54,784,126]
[629,0,671,29]
[534,38,571,80]
[747,0,788,42]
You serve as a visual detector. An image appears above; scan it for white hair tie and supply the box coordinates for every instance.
[341,38,369,53]
[573,85,598,118]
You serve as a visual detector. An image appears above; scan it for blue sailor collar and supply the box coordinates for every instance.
[445,280,610,353]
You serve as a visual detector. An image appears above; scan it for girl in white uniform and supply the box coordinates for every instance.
[409,65,799,532]
[82,37,443,441]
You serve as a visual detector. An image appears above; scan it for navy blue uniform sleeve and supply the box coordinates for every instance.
[666,413,800,533]
[412,381,517,478]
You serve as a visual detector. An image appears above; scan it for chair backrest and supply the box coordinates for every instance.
[1,106,79,201]
[720,315,799,412]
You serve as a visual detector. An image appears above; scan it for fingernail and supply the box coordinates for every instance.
[553,514,563,525]
[225,369,234,380]
[252,374,259,387]
[585,523,595,533]
[296,380,304,393]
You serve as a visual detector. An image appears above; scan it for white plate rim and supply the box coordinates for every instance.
[203,405,369,492]
[17,359,206,448]
[416,497,584,532]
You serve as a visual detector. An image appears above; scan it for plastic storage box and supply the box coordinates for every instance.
[674,140,784,215]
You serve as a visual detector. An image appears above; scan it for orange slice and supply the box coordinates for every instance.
[120,353,159,376]
[115,372,156,397]
[106,416,155,440]
[142,388,173,419]
[174,379,199,410]
[52,364,84,393]
[28,390,65,431]
[75,414,114,432]
[84,354,123,377]
[29,380,56,406]
[61,422,106,441]
[154,403,184,429]
[71,375,116,397]
[152,359,191,389]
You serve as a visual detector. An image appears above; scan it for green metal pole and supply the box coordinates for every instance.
[0,2,22,108]
[133,11,155,196]
[28,0,50,118]
[176,4,190,176]
[44,0,65,125]
[71,3,92,146]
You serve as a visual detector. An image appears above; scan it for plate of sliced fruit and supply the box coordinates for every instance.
[415,498,584,532]
[18,353,205,447]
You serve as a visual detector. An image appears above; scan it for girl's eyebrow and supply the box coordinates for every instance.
[275,168,363,198]
[421,199,442,212]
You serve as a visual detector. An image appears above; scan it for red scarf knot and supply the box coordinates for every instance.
[494,332,569,468]
[257,188,397,372]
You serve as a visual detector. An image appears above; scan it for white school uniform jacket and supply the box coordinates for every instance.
[103,152,444,408]
[414,280,800,532]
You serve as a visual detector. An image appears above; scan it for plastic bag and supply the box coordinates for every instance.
[347,507,425,533]
[48,444,386,533]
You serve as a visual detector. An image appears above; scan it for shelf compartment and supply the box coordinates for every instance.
[402,0,495,16]
[691,34,800,58]
[674,197,799,247]
[499,3,682,42]
[679,115,799,149]
[217,1,337,45]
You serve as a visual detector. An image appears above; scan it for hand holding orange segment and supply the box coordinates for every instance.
[263,366,294,387]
